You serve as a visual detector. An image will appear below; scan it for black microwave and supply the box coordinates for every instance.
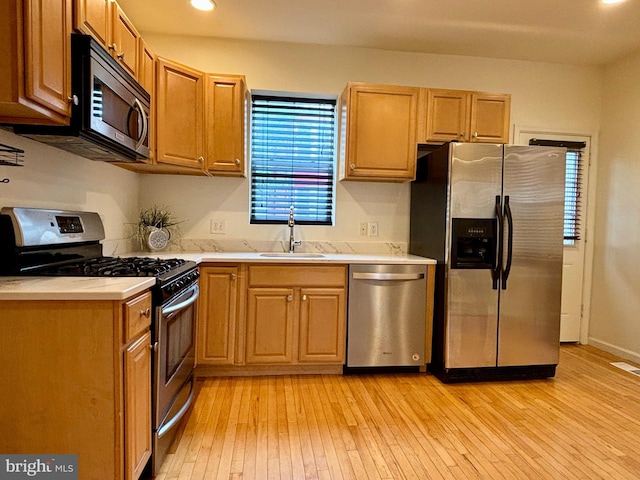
[14,34,150,162]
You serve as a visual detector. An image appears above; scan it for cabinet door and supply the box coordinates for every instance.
[246,288,295,364]
[156,58,205,170]
[198,266,238,365]
[469,93,511,144]
[124,331,152,480]
[424,89,469,143]
[205,75,247,176]
[74,0,110,48]
[23,0,73,122]
[298,288,346,364]
[343,83,419,181]
[110,3,139,79]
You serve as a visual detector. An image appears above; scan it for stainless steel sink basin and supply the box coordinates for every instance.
[259,253,325,258]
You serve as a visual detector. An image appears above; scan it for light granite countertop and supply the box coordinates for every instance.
[0,252,435,301]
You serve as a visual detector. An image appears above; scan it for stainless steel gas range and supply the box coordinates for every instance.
[0,207,198,477]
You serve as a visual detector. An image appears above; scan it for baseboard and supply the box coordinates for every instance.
[588,337,640,364]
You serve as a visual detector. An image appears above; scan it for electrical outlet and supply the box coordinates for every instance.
[359,222,368,236]
[210,219,226,234]
[368,222,379,237]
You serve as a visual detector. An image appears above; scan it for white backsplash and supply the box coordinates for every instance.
[115,237,407,256]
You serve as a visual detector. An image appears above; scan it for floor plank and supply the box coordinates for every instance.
[154,345,640,479]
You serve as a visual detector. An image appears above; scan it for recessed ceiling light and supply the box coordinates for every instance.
[191,0,215,11]
[601,0,626,4]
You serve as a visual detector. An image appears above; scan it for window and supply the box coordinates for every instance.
[250,94,336,225]
[529,139,587,245]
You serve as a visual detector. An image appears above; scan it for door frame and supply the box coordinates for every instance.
[513,125,598,345]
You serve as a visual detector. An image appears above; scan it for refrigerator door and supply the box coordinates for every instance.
[445,143,503,368]
[498,145,565,366]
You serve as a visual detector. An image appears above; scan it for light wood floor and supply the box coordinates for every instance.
[154,346,640,479]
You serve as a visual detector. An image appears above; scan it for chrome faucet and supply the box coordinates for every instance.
[288,205,302,253]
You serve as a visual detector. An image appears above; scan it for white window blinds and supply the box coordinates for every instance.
[250,95,336,225]
[529,139,586,244]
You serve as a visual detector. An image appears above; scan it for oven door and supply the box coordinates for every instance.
[154,282,198,432]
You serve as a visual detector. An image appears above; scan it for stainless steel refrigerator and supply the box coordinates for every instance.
[410,142,566,382]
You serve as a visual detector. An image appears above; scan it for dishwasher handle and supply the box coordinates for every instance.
[351,272,425,281]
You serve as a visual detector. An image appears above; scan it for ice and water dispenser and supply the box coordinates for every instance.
[450,218,496,269]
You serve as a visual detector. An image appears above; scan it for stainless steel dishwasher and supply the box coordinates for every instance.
[347,264,428,368]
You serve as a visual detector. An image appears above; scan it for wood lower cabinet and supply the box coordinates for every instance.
[245,265,347,366]
[197,266,240,365]
[422,88,511,144]
[0,0,73,125]
[340,82,420,182]
[0,291,152,480]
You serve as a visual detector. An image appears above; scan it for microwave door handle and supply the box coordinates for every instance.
[132,97,148,151]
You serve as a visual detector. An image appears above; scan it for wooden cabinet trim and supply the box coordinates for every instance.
[248,264,347,288]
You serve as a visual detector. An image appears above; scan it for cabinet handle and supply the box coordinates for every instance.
[117,51,125,60]
[287,295,293,302]
[350,164,356,170]
[302,294,307,301]
[139,307,151,318]
[235,159,240,166]
[67,95,78,106]
[230,273,237,280]
[109,43,117,52]
[473,131,478,138]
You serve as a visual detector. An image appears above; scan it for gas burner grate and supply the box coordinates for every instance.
[53,257,187,277]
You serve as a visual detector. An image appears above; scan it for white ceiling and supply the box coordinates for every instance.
[117,0,640,66]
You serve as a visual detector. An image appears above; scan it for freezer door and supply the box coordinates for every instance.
[498,145,565,366]
[445,143,502,368]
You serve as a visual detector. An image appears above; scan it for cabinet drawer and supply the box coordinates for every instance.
[124,292,152,342]
[248,265,346,287]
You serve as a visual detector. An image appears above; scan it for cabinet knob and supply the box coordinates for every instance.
[287,295,293,302]
[109,43,117,52]
[151,341,158,352]
[116,51,125,60]
[473,131,478,138]
[460,132,466,140]
[67,95,78,106]
[139,307,151,318]
[302,294,307,301]
[235,159,240,166]
[230,273,237,280]
[350,164,356,170]
[198,156,205,163]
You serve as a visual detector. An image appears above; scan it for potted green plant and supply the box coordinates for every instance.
[137,205,182,251]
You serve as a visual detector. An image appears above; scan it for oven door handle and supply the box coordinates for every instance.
[162,284,199,316]
[157,380,195,438]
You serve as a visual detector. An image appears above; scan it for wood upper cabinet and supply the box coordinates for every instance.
[156,57,206,171]
[198,266,239,365]
[0,0,73,125]
[340,82,420,182]
[245,265,347,365]
[75,0,141,80]
[109,2,139,79]
[137,38,155,164]
[73,0,110,47]
[205,74,248,176]
[422,89,511,144]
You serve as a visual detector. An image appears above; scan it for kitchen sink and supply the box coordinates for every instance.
[259,253,325,258]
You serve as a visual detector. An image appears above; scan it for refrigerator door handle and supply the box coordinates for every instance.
[502,195,514,289]
[492,195,502,290]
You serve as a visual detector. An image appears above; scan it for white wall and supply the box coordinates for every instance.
[140,34,603,250]
[588,49,640,362]
[0,129,139,254]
